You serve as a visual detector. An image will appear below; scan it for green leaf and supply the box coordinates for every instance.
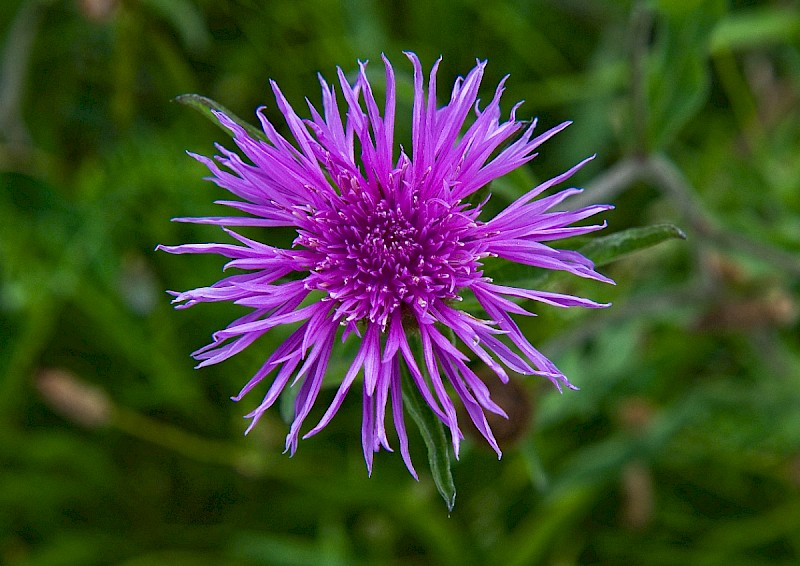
[479,224,686,296]
[174,94,266,142]
[710,8,800,54]
[400,362,456,511]
[577,223,687,268]
[140,0,211,52]
[645,9,715,150]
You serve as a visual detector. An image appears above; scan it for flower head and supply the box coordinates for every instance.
[159,53,613,477]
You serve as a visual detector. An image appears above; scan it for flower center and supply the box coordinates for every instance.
[298,191,481,327]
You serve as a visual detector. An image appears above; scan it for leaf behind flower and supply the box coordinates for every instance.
[175,94,267,142]
[477,223,686,300]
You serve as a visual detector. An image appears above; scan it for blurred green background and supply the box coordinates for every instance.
[2,0,800,564]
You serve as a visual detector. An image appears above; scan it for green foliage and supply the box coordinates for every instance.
[579,223,687,267]
[401,361,457,512]
[2,0,800,564]
[175,94,267,142]
[710,6,800,54]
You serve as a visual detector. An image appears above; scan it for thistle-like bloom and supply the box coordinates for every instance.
[159,53,613,477]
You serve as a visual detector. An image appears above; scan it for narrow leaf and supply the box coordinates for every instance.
[646,10,715,150]
[400,363,456,511]
[478,223,686,297]
[175,94,266,141]
[577,223,686,267]
[710,8,800,54]
[140,0,211,52]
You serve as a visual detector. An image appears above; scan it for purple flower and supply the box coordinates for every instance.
[159,53,613,477]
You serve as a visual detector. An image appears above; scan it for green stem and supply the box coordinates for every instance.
[111,406,251,469]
